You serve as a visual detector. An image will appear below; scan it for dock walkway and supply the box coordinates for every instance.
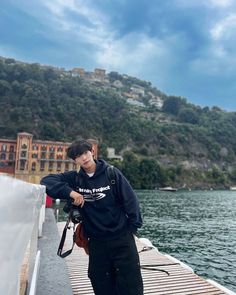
[57,222,229,295]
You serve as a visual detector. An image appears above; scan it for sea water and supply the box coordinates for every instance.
[137,190,236,293]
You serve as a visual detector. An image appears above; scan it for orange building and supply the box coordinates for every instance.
[0,132,98,184]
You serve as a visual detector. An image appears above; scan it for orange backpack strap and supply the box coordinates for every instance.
[74,223,89,255]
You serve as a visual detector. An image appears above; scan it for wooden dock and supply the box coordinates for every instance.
[57,222,230,295]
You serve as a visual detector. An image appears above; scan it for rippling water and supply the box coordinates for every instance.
[137,190,236,293]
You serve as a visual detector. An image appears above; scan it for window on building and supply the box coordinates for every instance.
[32,162,36,171]
[40,161,45,171]
[57,154,63,160]
[10,145,14,152]
[0,162,7,168]
[41,145,47,151]
[49,153,54,159]
[41,152,46,159]
[0,153,6,160]
[32,145,38,151]
[49,146,55,152]
[21,144,27,149]
[65,163,69,171]
[21,151,27,158]
[57,162,61,171]
[1,144,7,152]
[57,146,63,152]
[20,160,26,170]
[9,153,14,161]
[32,153,38,159]
[49,162,53,171]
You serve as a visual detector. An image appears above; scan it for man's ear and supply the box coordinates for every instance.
[91,149,95,157]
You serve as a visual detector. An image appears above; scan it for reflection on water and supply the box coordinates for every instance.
[137,190,236,292]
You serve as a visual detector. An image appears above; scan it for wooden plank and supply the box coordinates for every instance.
[57,222,229,295]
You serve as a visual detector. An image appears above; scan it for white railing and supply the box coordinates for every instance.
[0,175,46,295]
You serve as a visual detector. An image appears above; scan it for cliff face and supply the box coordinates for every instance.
[1,57,236,188]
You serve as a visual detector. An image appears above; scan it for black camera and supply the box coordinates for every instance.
[63,201,82,224]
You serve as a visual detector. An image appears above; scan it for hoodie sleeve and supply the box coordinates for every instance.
[40,171,76,200]
[115,168,142,234]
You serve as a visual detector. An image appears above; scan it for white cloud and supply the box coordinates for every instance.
[210,14,236,40]
[189,42,236,77]
[43,0,108,31]
[175,0,233,8]
[96,33,165,72]
[209,0,233,7]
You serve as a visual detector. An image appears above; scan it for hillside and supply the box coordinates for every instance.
[1,56,236,189]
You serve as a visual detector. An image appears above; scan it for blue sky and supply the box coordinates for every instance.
[1,0,236,111]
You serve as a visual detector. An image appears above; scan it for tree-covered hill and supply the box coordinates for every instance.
[1,56,236,189]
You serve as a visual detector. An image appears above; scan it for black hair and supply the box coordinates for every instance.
[67,139,92,160]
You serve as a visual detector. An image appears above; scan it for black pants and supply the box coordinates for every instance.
[88,232,143,295]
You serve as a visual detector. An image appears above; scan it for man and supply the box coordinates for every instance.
[40,138,143,295]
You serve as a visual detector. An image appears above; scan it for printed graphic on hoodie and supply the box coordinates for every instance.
[77,185,110,202]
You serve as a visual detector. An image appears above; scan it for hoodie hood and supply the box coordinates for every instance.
[78,159,108,178]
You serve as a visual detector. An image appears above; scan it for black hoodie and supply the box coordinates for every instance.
[40,159,142,240]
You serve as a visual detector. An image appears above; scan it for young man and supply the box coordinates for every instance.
[40,139,143,295]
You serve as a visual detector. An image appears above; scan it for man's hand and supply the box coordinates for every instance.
[70,191,85,207]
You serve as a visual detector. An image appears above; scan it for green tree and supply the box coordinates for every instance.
[162,96,183,115]
[139,158,163,189]
[122,152,141,188]
[0,80,11,95]
[178,108,199,124]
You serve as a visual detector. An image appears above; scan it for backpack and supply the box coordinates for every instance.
[106,165,118,198]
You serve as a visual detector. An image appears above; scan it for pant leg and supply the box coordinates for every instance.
[88,239,117,295]
[111,233,143,295]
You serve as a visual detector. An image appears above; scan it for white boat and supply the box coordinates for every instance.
[230,186,236,190]
[159,186,177,192]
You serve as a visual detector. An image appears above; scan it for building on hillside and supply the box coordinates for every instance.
[130,85,145,96]
[94,68,106,78]
[112,80,123,88]
[107,148,123,161]
[0,132,98,184]
[126,98,145,108]
[149,97,163,109]
[70,68,108,83]
[71,67,86,77]
[122,92,139,99]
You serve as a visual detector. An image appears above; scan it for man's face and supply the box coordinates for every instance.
[75,150,95,172]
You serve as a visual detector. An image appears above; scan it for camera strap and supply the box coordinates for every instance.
[57,214,76,258]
